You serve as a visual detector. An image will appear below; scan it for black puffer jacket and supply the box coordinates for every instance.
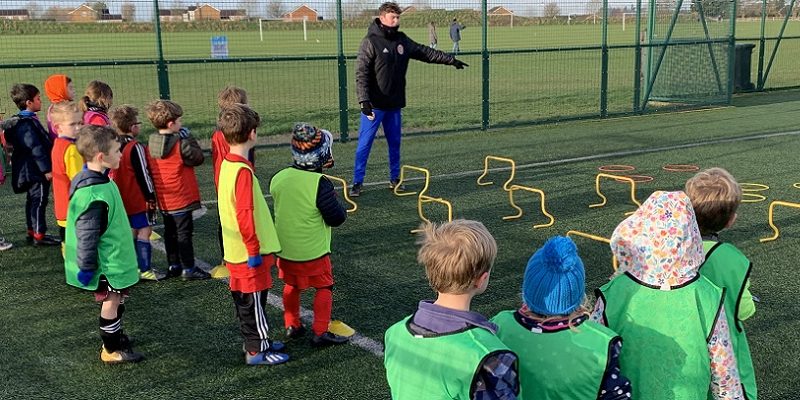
[356,19,456,110]
[1,114,52,193]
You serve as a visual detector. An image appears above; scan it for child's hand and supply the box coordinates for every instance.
[77,269,95,286]
[45,172,53,181]
[247,255,262,269]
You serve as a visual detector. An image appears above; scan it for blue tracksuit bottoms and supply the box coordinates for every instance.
[352,108,402,185]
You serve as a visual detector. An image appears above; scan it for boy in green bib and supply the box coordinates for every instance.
[384,220,520,399]
[64,125,142,364]
[492,236,631,399]
[593,191,744,400]
[686,168,757,400]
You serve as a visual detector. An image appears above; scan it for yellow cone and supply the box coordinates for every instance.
[329,320,355,337]
[210,264,230,279]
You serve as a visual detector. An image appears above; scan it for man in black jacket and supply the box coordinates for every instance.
[350,2,467,197]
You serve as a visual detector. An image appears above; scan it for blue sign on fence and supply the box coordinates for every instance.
[211,36,228,59]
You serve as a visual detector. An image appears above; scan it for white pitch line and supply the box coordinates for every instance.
[200,129,800,205]
[150,241,385,357]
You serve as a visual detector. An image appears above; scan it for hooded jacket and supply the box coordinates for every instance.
[356,18,456,110]
[147,129,203,213]
[1,114,52,193]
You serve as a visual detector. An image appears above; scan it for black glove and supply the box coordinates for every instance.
[360,101,375,120]
[452,59,469,69]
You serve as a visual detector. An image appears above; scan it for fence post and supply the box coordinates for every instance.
[152,0,170,99]
[757,0,767,89]
[600,0,609,118]
[727,0,737,104]
[336,0,349,142]
[633,0,643,112]
[481,0,489,130]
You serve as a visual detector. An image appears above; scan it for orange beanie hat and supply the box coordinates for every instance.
[44,74,70,103]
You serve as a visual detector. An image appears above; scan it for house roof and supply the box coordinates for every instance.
[283,4,318,16]
[221,9,246,18]
[68,4,96,15]
[100,13,122,20]
[488,6,514,14]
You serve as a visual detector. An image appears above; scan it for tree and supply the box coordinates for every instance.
[543,2,561,19]
[342,0,371,19]
[91,1,109,13]
[121,1,136,21]
[266,0,285,18]
[585,0,602,17]
[691,0,730,19]
[27,1,42,19]
[239,0,261,19]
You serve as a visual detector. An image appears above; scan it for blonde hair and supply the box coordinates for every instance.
[109,105,139,134]
[417,219,497,294]
[685,167,742,235]
[49,101,82,124]
[146,100,183,129]
[80,80,113,112]
[217,86,248,109]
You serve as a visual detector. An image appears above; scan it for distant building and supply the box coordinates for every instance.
[0,9,30,20]
[221,9,247,21]
[488,6,514,16]
[159,9,185,22]
[188,4,221,21]
[282,5,320,22]
[67,4,121,22]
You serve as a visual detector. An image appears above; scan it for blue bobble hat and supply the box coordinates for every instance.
[291,122,334,170]
[523,236,586,316]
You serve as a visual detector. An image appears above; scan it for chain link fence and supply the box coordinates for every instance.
[0,0,797,138]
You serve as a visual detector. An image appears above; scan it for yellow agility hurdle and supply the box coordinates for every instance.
[759,200,800,243]
[589,173,641,214]
[395,165,454,233]
[323,174,358,213]
[477,156,516,191]
[503,184,555,229]
[566,230,618,271]
[393,165,429,197]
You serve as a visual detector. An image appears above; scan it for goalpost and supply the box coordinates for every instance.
[622,12,636,31]
[259,17,309,42]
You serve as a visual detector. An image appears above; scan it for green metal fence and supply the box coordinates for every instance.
[0,0,796,140]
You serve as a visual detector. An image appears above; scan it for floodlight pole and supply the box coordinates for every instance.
[600,0,609,118]
[152,0,170,99]
[633,0,643,112]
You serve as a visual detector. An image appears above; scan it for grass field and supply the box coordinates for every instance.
[1,88,800,398]
[0,20,797,138]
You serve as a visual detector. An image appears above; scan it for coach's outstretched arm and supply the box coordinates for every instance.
[407,39,469,69]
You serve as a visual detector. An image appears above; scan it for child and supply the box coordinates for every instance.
[491,236,631,399]
[80,80,113,126]
[211,86,254,274]
[686,168,758,400]
[216,104,289,365]
[270,123,348,346]
[383,219,520,399]
[593,191,744,400]
[109,105,164,281]
[1,83,59,246]
[0,124,11,251]
[64,124,143,364]
[146,100,208,280]
[50,101,84,243]
[44,73,76,140]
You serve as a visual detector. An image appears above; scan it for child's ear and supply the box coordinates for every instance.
[474,271,490,289]
[725,213,738,229]
[166,120,174,129]
[248,129,257,141]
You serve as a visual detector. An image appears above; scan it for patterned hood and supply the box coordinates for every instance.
[610,191,704,289]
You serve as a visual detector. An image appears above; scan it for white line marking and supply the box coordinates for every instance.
[200,129,800,204]
[150,241,385,357]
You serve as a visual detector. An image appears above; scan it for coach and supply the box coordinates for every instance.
[350,2,467,197]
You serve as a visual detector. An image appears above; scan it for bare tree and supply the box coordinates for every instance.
[121,1,136,21]
[412,0,432,9]
[91,1,109,13]
[585,0,602,18]
[266,0,286,19]
[239,0,261,19]
[342,0,370,19]
[43,6,70,21]
[543,2,561,18]
[28,1,42,19]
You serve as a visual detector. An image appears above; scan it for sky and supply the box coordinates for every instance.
[5,0,645,20]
